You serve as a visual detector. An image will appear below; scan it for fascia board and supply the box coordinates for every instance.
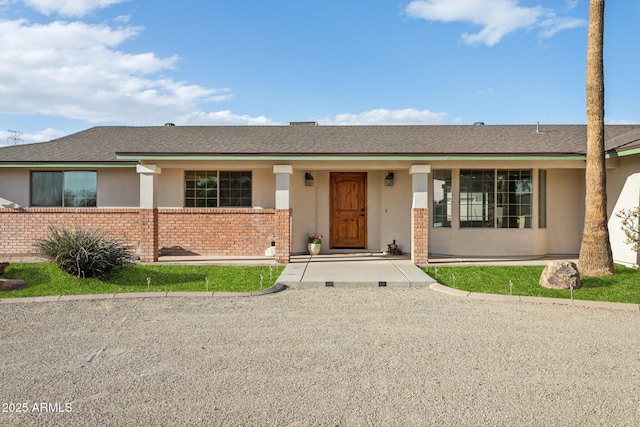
[115,154,587,162]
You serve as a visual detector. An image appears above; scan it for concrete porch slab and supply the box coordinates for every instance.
[278,255,436,289]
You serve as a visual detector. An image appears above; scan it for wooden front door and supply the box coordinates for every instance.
[330,172,367,249]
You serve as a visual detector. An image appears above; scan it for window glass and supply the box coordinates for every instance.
[460,170,494,227]
[538,170,547,228]
[497,170,532,228]
[31,171,96,207]
[433,170,452,227]
[31,171,63,207]
[64,171,97,207]
[220,171,252,207]
[184,171,251,207]
[185,171,217,207]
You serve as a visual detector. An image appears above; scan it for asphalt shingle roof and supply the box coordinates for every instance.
[2,124,640,163]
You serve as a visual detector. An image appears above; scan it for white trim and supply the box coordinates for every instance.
[273,165,293,174]
[136,164,162,174]
[409,165,431,175]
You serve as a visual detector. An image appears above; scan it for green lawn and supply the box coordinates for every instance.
[0,263,284,299]
[3,262,638,304]
[424,264,640,304]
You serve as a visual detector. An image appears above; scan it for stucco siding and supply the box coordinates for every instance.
[157,168,183,208]
[0,169,29,208]
[289,169,411,254]
[607,156,640,266]
[98,168,139,207]
[545,169,584,255]
[427,166,584,257]
[0,167,139,208]
[367,171,382,251]
[253,168,276,209]
[156,167,276,209]
[379,170,412,254]
[291,170,320,253]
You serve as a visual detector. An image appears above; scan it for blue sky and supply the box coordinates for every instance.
[1,0,639,145]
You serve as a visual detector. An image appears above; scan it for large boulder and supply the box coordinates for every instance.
[0,262,27,291]
[539,260,582,290]
[0,278,27,291]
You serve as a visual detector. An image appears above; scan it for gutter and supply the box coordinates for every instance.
[0,162,138,168]
[606,147,640,159]
[115,154,587,162]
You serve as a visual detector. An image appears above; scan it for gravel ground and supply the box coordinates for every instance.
[1,288,638,426]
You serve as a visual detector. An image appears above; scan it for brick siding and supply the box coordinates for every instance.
[157,208,276,257]
[274,209,291,264]
[0,208,278,262]
[0,208,141,258]
[411,208,429,266]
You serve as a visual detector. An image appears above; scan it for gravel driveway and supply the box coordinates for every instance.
[1,288,638,426]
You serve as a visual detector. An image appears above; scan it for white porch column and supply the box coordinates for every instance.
[409,165,431,208]
[273,165,293,263]
[136,164,161,262]
[273,165,293,209]
[136,164,162,208]
[409,165,431,265]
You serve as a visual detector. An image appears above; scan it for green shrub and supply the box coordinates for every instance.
[36,225,135,278]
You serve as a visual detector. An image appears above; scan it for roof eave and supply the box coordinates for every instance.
[116,153,587,162]
[0,161,138,168]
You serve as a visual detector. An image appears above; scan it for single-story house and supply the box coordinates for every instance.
[1,122,639,266]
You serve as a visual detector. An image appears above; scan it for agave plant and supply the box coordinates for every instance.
[36,225,134,278]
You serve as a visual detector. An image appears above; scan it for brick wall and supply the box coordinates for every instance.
[0,208,278,261]
[0,208,142,258]
[274,209,291,264]
[140,209,159,262]
[157,208,277,257]
[411,208,429,266]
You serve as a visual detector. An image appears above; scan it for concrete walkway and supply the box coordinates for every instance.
[278,254,437,288]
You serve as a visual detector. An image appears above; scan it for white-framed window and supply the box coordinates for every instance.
[433,170,452,228]
[30,171,97,207]
[184,171,252,207]
[538,170,547,229]
[459,169,532,229]
[460,169,495,227]
[497,169,532,229]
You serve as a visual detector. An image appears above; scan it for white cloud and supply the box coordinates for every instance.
[177,111,275,126]
[475,87,494,96]
[0,19,268,126]
[405,0,585,46]
[605,119,640,125]
[320,108,450,125]
[23,0,127,17]
[538,15,584,39]
[565,0,579,10]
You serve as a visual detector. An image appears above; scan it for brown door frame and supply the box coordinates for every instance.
[330,172,367,249]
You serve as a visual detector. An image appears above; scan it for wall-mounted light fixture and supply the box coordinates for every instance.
[305,172,315,187]
[384,172,394,186]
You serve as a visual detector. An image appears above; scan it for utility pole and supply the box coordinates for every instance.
[7,130,23,145]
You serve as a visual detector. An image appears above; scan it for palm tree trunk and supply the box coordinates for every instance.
[578,0,614,276]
